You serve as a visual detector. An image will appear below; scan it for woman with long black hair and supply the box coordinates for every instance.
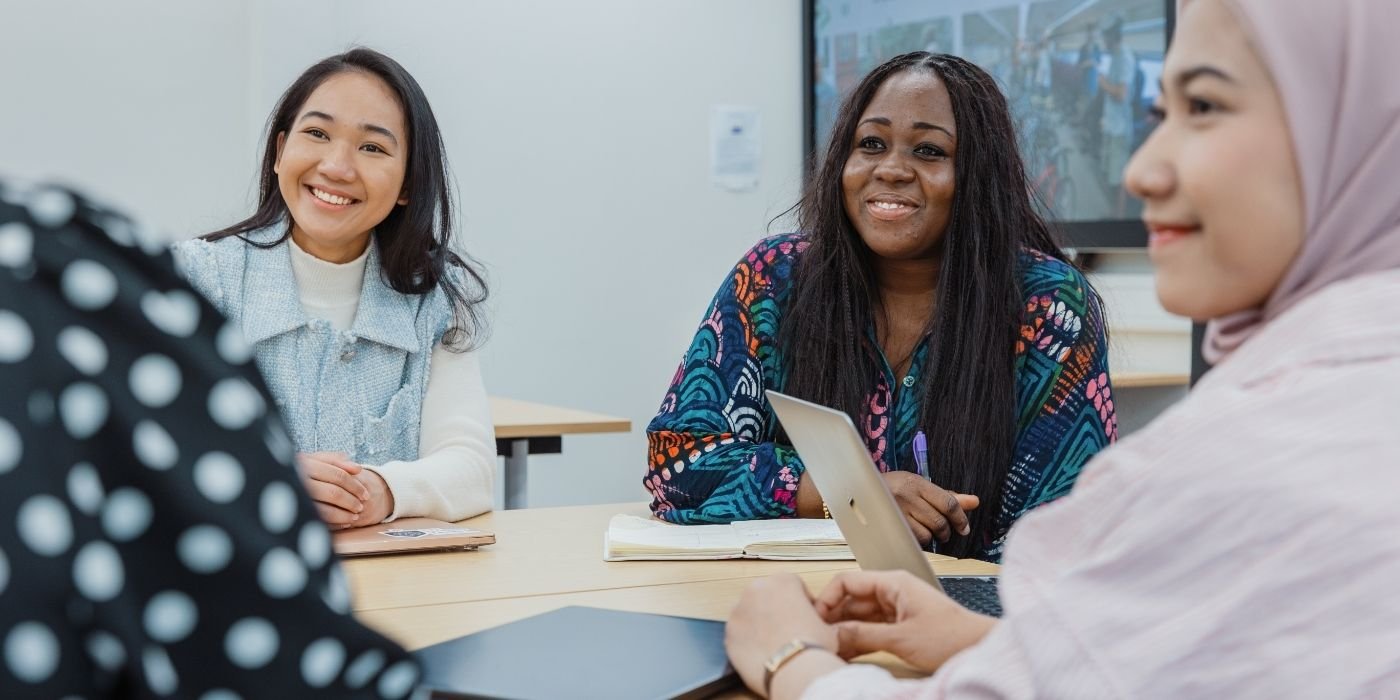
[646,52,1114,562]
[175,48,494,528]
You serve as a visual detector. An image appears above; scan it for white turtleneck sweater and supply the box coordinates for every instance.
[289,237,495,522]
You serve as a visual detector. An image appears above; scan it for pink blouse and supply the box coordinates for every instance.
[805,270,1400,699]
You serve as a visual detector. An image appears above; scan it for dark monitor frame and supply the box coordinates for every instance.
[801,0,1178,250]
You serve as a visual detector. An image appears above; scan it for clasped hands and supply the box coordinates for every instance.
[295,451,395,529]
[725,570,997,699]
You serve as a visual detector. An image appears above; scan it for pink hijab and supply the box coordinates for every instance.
[1201,0,1400,362]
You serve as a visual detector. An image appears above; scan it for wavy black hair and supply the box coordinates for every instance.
[781,51,1084,557]
[204,47,486,349]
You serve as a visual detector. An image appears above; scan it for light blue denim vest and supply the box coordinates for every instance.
[172,225,452,464]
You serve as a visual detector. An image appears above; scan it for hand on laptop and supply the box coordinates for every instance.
[880,472,979,545]
[297,451,371,529]
[814,570,997,673]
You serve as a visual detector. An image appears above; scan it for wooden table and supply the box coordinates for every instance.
[488,397,632,509]
[346,503,1000,656]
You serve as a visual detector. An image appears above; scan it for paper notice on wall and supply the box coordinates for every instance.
[710,105,761,192]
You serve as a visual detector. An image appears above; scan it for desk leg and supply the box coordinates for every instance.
[503,438,529,509]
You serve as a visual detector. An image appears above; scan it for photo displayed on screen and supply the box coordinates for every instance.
[812,0,1167,223]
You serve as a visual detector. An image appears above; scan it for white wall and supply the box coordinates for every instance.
[0,1,260,236]
[4,0,805,507]
[296,0,807,506]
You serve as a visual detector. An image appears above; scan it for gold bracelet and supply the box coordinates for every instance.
[763,639,829,698]
[821,501,831,519]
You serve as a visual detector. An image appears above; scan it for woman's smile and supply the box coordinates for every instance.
[305,184,360,209]
[865,194,921,222]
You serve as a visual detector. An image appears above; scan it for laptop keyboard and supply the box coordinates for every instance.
[941,576,1002,617]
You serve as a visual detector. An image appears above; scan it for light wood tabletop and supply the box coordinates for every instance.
[359,556,998,652]
[489,396,632,439]
[348,502,998,652]
[342,502,965,613]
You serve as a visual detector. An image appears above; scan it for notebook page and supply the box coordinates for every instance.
[730,518,845,546]
[604,514,743,558]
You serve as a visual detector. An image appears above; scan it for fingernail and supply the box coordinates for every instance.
[352,514,360,521]
[960,525,970,536]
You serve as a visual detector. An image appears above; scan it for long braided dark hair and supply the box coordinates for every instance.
[780,52,1074,557]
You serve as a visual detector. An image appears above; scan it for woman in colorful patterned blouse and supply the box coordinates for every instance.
[645,52,1115,562]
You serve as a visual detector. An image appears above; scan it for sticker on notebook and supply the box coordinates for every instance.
[382,527,480,538]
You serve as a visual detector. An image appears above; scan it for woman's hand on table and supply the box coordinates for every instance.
[814,569,996,673]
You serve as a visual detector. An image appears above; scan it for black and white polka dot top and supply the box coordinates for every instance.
[0,181,419,698]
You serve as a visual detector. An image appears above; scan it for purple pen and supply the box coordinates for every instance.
[912,430,930,480]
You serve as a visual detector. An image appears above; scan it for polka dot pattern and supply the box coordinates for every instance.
[343,648,386,689]
[0,417,20,473]
[97,213,137,248]
[72,540,124,602]
[0,221,34,268]
[26,187,76,226]
[142,645,178,695]
[129,353,182,408]
[134,222,167,256]
[61,259,119,311]
[133,420,179,470]
[5,621,60,683]
[59,382,108,440]
[18,494,73,557]
[0,310,33,363]
[1,183,419,695]
[208,378,265,431]
[300,637,346,688]
[216,321,252,365]
[224,617,278,669]
[177,525,233,575]
[322,564,352,615]
[102,487,154,542]
[259,481,298,534]
[140,289,201,337]
[298,520,332,569]
[66,462,105,515]
[263,422,295,466]
[193,451,245,503]
[378,658,420,699]
[258,547,308,599]
[56,326,108,376]
[143,590,198,643]
[84,631,126,673]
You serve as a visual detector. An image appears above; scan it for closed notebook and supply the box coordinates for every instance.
[333,517,494,557]
[414,606,738,700]
[603,514,854,561]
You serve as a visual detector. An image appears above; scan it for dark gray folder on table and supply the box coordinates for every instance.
[414,606,739,700]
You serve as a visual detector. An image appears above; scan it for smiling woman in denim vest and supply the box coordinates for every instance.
[174,48,494,528]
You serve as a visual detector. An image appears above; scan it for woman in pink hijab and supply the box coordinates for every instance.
[723,0,1400,697]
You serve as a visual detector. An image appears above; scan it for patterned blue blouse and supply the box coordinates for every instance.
[645,233,1117,561]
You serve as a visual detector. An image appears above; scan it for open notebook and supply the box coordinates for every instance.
[603,514,854,561]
